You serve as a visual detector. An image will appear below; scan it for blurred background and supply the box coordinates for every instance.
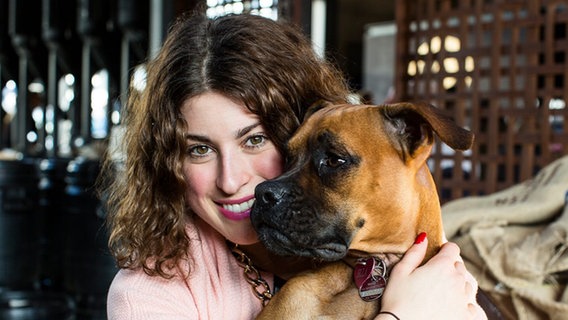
[0,0,566,319]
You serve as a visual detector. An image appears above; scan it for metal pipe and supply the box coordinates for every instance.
[80,41,91,142]
[0,65,4,149]
[311,0,326,58]
[149,0,163,59]
[120,35,130,111]
[45,48,58,157]
[13,53,28,153]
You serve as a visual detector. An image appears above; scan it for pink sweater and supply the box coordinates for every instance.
[107,217,273,319]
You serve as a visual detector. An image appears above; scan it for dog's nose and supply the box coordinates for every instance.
[255,181,286,207]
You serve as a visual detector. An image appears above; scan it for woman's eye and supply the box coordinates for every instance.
[245,135,267,148]
[189,145,212,157]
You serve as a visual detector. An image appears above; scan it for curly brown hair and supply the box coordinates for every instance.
[101,12,352,278]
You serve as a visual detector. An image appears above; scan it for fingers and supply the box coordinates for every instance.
[459,261,479,301]
[395,236,461,277]
[463,263,479,293]
[454,256,480,309]
[465,279,475,301]
[391,232,428,276]
[434,241,461,261]
[386,238,487,320]
[451,247,485,320]
[472,303,489,320]
[381,238,488,320]
[455,260,467,277]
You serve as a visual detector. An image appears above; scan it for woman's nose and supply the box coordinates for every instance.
[216,152,250,194]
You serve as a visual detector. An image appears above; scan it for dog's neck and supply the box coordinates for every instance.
[342,251,404,274]
[342,251,402,302]
[237,242,325,280]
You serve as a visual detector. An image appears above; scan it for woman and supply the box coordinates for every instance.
[103,12,484,320]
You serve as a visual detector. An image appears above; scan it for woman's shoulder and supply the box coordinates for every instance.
[107,267,196,320]
[109,267,187,291]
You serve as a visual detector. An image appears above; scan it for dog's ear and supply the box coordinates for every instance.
[303,100,333,122]
[379,102,474,162]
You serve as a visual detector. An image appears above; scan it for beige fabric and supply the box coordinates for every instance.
[442,156,568,320]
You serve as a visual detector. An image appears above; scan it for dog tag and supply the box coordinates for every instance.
[353,257,375,288]
[358,275,386,301]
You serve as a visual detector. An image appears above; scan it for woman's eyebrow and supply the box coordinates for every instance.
[184,122,261,142]
[185,134,211,143]
[236,123,261,139]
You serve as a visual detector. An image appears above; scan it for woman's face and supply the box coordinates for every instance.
[180,92,284,245]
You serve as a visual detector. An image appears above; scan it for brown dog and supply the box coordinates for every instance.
[250,102,474,319]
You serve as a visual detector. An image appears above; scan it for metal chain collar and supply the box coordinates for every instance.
[230,244,273,306]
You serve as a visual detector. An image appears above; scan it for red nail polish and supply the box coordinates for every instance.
[415,232,427,244]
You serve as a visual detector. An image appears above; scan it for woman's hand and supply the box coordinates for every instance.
[377,234,487,320]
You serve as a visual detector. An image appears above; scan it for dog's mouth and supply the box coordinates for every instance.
[256,225,349,261]
[251,180,352,261]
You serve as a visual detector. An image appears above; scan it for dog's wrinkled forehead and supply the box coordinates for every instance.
[305,103,366,123]
[290,104,374,149]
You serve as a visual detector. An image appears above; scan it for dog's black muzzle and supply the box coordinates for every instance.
[251,179,350,261]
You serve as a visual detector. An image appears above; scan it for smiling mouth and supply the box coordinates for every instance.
[221,198,255,213]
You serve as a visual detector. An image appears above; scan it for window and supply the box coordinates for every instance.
[206,0,278,20]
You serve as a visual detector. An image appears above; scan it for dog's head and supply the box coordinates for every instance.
[250,102,473,263]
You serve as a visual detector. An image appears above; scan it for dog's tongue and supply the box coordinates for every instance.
[353,257,375,288]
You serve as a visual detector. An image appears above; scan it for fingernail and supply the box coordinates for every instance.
[415,232,427,244]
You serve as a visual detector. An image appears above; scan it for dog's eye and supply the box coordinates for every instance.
[321,154,346,169]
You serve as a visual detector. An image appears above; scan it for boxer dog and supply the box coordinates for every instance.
[250,101,474,319]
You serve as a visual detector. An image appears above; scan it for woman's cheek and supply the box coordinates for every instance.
[183,163,213,199]
[257,150,284,179]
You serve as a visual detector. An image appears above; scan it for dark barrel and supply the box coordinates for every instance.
[62,157,117,317]
[0,158,40,291]
[0,290,75,320]
[37,157,71,292]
